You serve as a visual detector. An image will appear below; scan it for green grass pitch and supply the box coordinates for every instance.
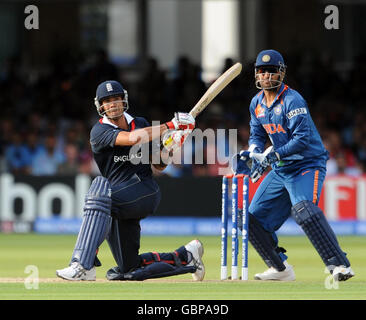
[0,233,365,300]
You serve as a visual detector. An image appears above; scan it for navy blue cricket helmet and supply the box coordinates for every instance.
[94,80,129,118]
[254,49,286,89]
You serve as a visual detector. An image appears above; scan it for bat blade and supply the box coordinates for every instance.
[189,62,242,118]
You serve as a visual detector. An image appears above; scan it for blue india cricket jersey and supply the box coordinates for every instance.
[248,83,329,172]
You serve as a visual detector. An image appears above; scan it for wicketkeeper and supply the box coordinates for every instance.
[56,80,204,281]
[232,50,354,281]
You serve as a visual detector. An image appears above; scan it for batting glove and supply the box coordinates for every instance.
[166,112,195,130]
[162,129,192,152]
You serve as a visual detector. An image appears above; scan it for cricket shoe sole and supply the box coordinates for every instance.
[332,266,355,282]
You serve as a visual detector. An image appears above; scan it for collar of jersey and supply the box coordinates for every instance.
[259,83,288,108]
[102,112,134,128]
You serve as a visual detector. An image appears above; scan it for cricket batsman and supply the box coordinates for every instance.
[56,80,205,281]
[232,49,354,281]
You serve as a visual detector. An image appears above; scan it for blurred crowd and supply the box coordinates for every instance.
[1,49,366,177]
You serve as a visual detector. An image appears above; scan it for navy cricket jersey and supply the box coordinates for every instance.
[248,83,329,173]
[90,113,154,185]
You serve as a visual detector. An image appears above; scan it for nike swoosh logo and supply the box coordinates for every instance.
[301,170,311,176]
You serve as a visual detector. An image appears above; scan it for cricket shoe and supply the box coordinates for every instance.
[332,265,355,281]
[185,239,205,281]
[106,266,125,281]
[254,261,295,281]
[56,262,96,281]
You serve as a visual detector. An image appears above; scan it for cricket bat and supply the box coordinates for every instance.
[189,62,242,118]
[163,62,242,149]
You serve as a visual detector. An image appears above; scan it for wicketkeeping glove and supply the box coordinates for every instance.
[231,150,252,175]
[249,146,280,183]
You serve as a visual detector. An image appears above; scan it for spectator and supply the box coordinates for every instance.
[137,57,167,119]
[23,131,45,174]
[4,132,29,174]
[31,134,66,175]
[0,118,15,156]
[57,143,80,175]
[323,130,357,176]
[78,143,98,175]
[1,50,366,178]
[335,153,362,177]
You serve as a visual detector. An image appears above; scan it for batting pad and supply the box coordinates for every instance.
[291,200,350,268]
[71,176,112,270]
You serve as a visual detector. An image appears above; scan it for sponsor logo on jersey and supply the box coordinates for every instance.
[286,107,307,119]
[114,152,142,163]
[255,104,265,118]
[262,123,286,134]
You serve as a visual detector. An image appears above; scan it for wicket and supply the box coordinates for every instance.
[221,174,249,280]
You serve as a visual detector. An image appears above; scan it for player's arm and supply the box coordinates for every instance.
[251,99,310,164]
[115,124,168,146]
[274,100,309,159]
[231,101,267,176]
[248,100,310,182]
[248,102,268,152]
[115,112,195,147]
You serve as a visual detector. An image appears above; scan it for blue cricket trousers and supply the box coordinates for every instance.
[109,173,161,272]
[249,166,326,246]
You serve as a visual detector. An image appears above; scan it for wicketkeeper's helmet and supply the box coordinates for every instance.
[254,49,286,90]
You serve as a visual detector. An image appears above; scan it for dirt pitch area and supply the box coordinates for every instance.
[0,277,222,283]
